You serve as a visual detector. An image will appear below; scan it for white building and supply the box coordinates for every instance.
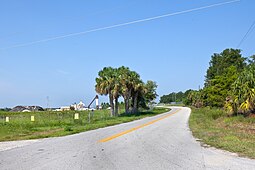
[70,101,86,111]
[77,101,85,110]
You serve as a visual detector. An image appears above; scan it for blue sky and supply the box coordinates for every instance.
[0,0,254,108]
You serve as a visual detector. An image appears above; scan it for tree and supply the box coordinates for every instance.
[160,94,174,104]
[131,80,146,113]
[186,90,204,108]
[248,55,255,65]
[96,66,158,115]
[203,66,239,107]
[118,66,133,114]
[163,49,255,114]
[95,67,116,116]
[160,91,185,104]
[204,49,246,107]
[182,89,193,105]
[205,48,246,86]
[143,81,158,108]
[226,65,255,115]
[112,70,122,116]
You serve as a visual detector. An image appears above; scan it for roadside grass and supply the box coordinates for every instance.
[189,107,255,159]
[0,108,170,142]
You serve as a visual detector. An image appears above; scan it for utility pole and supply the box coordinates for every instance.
[46,96,50,111]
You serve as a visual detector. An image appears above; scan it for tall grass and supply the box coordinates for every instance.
[0,108,169,141]
[189,107,255,159]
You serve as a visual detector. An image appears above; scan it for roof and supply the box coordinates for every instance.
[10,106,44,112]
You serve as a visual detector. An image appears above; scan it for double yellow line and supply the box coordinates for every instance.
[99,108,181,143]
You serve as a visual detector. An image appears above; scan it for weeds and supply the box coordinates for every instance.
[189,107,255,159]
[0,108,169,141]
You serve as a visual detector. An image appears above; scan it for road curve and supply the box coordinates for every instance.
[0,107,254,170]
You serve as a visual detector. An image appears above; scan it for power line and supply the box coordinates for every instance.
[237,20,255,48]
[0,0,240,50]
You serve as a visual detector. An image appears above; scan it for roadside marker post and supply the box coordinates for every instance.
[31,116,35,122]
[6,117,10,122]
[88,112,91,123]
[74,113,79,120]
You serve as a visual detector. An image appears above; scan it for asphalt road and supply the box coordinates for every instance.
[0,107,255,170]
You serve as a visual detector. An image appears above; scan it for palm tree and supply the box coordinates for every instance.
[237,66,255,113]
[95,67,115,116]
[96,66,158,115]
[187,90,203,108]
[118,67,133,114]
[131,81,145,114]
[112,70,121,116]
[227,65,255,115]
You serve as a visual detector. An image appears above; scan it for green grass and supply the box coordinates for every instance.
[189,107,255,159]
[0,108,170,142]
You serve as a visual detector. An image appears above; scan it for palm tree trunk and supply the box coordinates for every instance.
[114,97,119,116]
[109,94,115,116]
[123,89,132,114]
[124,96,130,114]
[132,92,139,114]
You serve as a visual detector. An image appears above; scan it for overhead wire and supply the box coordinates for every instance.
[0,0,240,50]
[237,20,255,48]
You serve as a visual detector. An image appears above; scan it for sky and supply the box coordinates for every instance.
[0,0,255,108]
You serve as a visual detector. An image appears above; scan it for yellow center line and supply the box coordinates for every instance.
[98,108,181,143]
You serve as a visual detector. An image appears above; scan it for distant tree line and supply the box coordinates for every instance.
[160,90,192,103]
[0,108,11,112]
[160,48,255,116]
[95,66,158,116]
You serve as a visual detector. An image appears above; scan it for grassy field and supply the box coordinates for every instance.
[189,107,255,159]
[0,108,170,142]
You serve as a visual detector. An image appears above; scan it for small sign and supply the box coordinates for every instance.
[74,113,79,120]
[6,117,9,122]
[31,116,35,122]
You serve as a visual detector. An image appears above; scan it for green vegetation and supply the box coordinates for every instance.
[160,90,192,104]
[160,48,255,158]
[189,107,255,159]
[0,66,159,142]
[0,107,169,142]
[95,66,158,116]
[163,48,255,116]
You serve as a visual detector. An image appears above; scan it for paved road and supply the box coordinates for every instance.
[0,107,254,170]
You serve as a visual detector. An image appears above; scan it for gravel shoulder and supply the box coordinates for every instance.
[0,139,40,152]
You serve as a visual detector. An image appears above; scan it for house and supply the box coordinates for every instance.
[71,101,86,111]
[56,101,86,111]
[10,106,44,112]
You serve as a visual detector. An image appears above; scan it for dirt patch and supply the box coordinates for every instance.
[31,128,64,136]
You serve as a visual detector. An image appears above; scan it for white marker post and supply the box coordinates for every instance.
[74,113,79,120]
[31,116,35,122]
[6,117,9,122]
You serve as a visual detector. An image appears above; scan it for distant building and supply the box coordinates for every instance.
[60,106,71,111]
[56,101,86,111]
[10,106,44,112]
[70,101,86,111]
[77,101,85,110]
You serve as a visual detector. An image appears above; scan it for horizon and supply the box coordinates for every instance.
[1,0,255,108]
